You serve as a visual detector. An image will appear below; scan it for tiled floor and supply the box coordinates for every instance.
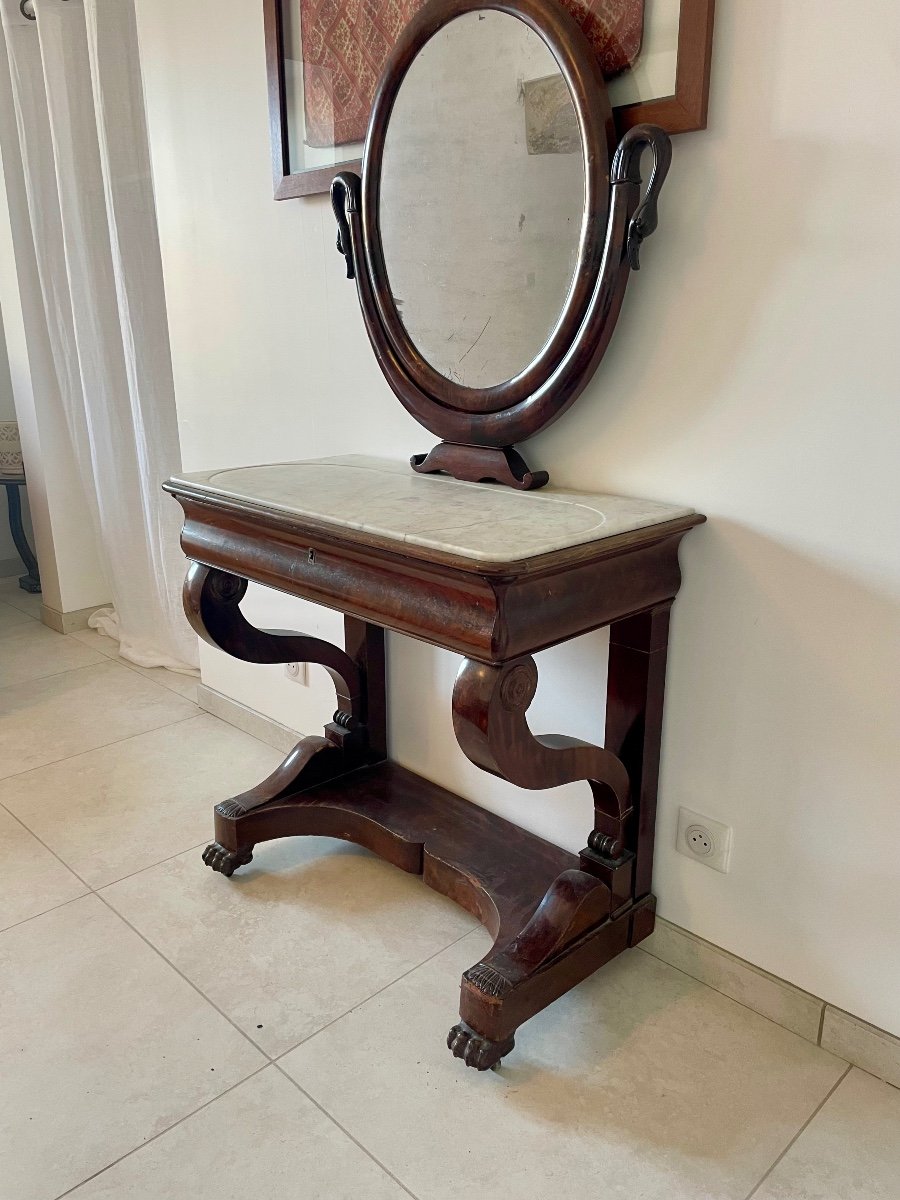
[1,578,897,1200]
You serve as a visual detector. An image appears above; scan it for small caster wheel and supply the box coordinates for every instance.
[202,842,253,877]
[447,1021,515,1071]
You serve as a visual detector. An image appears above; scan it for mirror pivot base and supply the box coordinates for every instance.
[411,442,549,491]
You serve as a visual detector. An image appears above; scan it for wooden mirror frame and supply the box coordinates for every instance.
[363,0,615,419]
[331,0,673,490]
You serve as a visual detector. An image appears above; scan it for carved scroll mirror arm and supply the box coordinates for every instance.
[611,123,673,271]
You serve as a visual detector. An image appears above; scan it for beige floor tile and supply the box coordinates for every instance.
[0,620,106,687]
[0,805,86,929]
[0,577,42,620]
[0,661,197,780]
[0,715,282,888]
[282,931,847,1200]
[0,894,264,1200]
[752,1067,898,1199]
[103,838,477,1056]
[69,628,201,700]
[0,598,36,635]
[128,663,200,702]
[641,918,824,1042]
[66,1066,408,1199]
[70,627,120,657]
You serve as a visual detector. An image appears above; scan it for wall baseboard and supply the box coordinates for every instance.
[641,919,900,1087]
[197,684,300,754]
[40,602,111,635]
[0,556,24,578]
[199,683,900,1088]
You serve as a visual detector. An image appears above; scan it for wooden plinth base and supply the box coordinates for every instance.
[410,443,549,490]
[205,759,655,1069]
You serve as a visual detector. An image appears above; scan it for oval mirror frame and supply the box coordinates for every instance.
[364,1,613,415]
[331,0,672,490]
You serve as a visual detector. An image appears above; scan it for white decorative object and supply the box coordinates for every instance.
[0,421,23,478]
[171,455,694,564]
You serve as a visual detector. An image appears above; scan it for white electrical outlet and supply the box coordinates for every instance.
[284,662,308,686]
[676,806,733,873]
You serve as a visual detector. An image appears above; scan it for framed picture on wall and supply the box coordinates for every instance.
[264,0,715,200]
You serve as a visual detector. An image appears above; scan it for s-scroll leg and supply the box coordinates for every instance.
[452,655,631,858]
[449,868,627,1069]
[184,563,386,875]
[448,655,635,1065]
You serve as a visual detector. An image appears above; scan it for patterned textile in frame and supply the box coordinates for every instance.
[298,0,645,149]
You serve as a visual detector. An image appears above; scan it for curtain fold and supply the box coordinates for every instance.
[0,0,197,670]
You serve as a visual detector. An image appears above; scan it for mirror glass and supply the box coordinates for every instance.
[378,11,590,390]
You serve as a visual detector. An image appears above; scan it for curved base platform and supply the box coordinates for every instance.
[205,757,656,1069]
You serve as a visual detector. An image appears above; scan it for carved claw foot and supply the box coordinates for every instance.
[447,1022,515,1071]
[202,842,254,877]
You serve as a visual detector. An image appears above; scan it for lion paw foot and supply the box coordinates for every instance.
[447,1022,514,1071]
[202,842,253,877]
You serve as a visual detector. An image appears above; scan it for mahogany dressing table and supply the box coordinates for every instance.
[166,0,705,1070]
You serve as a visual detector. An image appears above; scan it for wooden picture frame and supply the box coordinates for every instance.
[265,0,715,201]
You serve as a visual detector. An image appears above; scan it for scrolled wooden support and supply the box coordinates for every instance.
[468,869,612,989]
[214,736,343,819]
[452,868,615,1067]
[184,563,364,733]
[331,172,359,280]
[611,123,672,270]
[451,656,632,856]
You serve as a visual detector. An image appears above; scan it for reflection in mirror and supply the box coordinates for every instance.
[379,11,590,390]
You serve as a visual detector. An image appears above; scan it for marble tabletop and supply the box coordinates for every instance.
[170,455,694,564]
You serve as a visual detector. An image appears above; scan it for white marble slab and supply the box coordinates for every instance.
[170,455,694,564]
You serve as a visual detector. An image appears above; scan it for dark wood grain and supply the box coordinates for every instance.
[361,0,617,418]
[332,117,672,487]
[452,655,631,854]
[167,483,703,663]
[171,476,703,1067]
[411,443,550,491]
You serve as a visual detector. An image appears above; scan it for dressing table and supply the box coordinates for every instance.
[165,0,704,1070]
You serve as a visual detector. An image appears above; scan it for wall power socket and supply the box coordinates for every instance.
[284,662,308,686]
[675,806,733,873]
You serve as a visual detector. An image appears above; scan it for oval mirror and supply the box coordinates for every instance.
[378,11,590,392]
[362,1,614,416]
[334,0,671,489]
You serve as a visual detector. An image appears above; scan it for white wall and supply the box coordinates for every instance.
[134,0,900,1036]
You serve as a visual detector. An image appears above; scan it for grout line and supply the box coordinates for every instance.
[0,890,89,935]
[95,841,210,891]
[0,710,201,785]
[742,1063,852,1200]
[817,1004,827,1045]
[274,1063,420,1200]
[273,923,480,1061]
[50,1062,272,1200]
[0,801,94,890]
[635,945,838,1050]
[0,656,117,697]
[94,880,477,1073]
[94,889,273,1059]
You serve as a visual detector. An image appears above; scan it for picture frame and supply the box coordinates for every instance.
[264,0,715,201]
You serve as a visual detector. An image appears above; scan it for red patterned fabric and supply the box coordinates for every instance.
[299,0,645,149]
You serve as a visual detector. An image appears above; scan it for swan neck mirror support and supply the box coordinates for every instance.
[331,0,672,492]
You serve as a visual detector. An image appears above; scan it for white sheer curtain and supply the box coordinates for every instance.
[0,0,197,671]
